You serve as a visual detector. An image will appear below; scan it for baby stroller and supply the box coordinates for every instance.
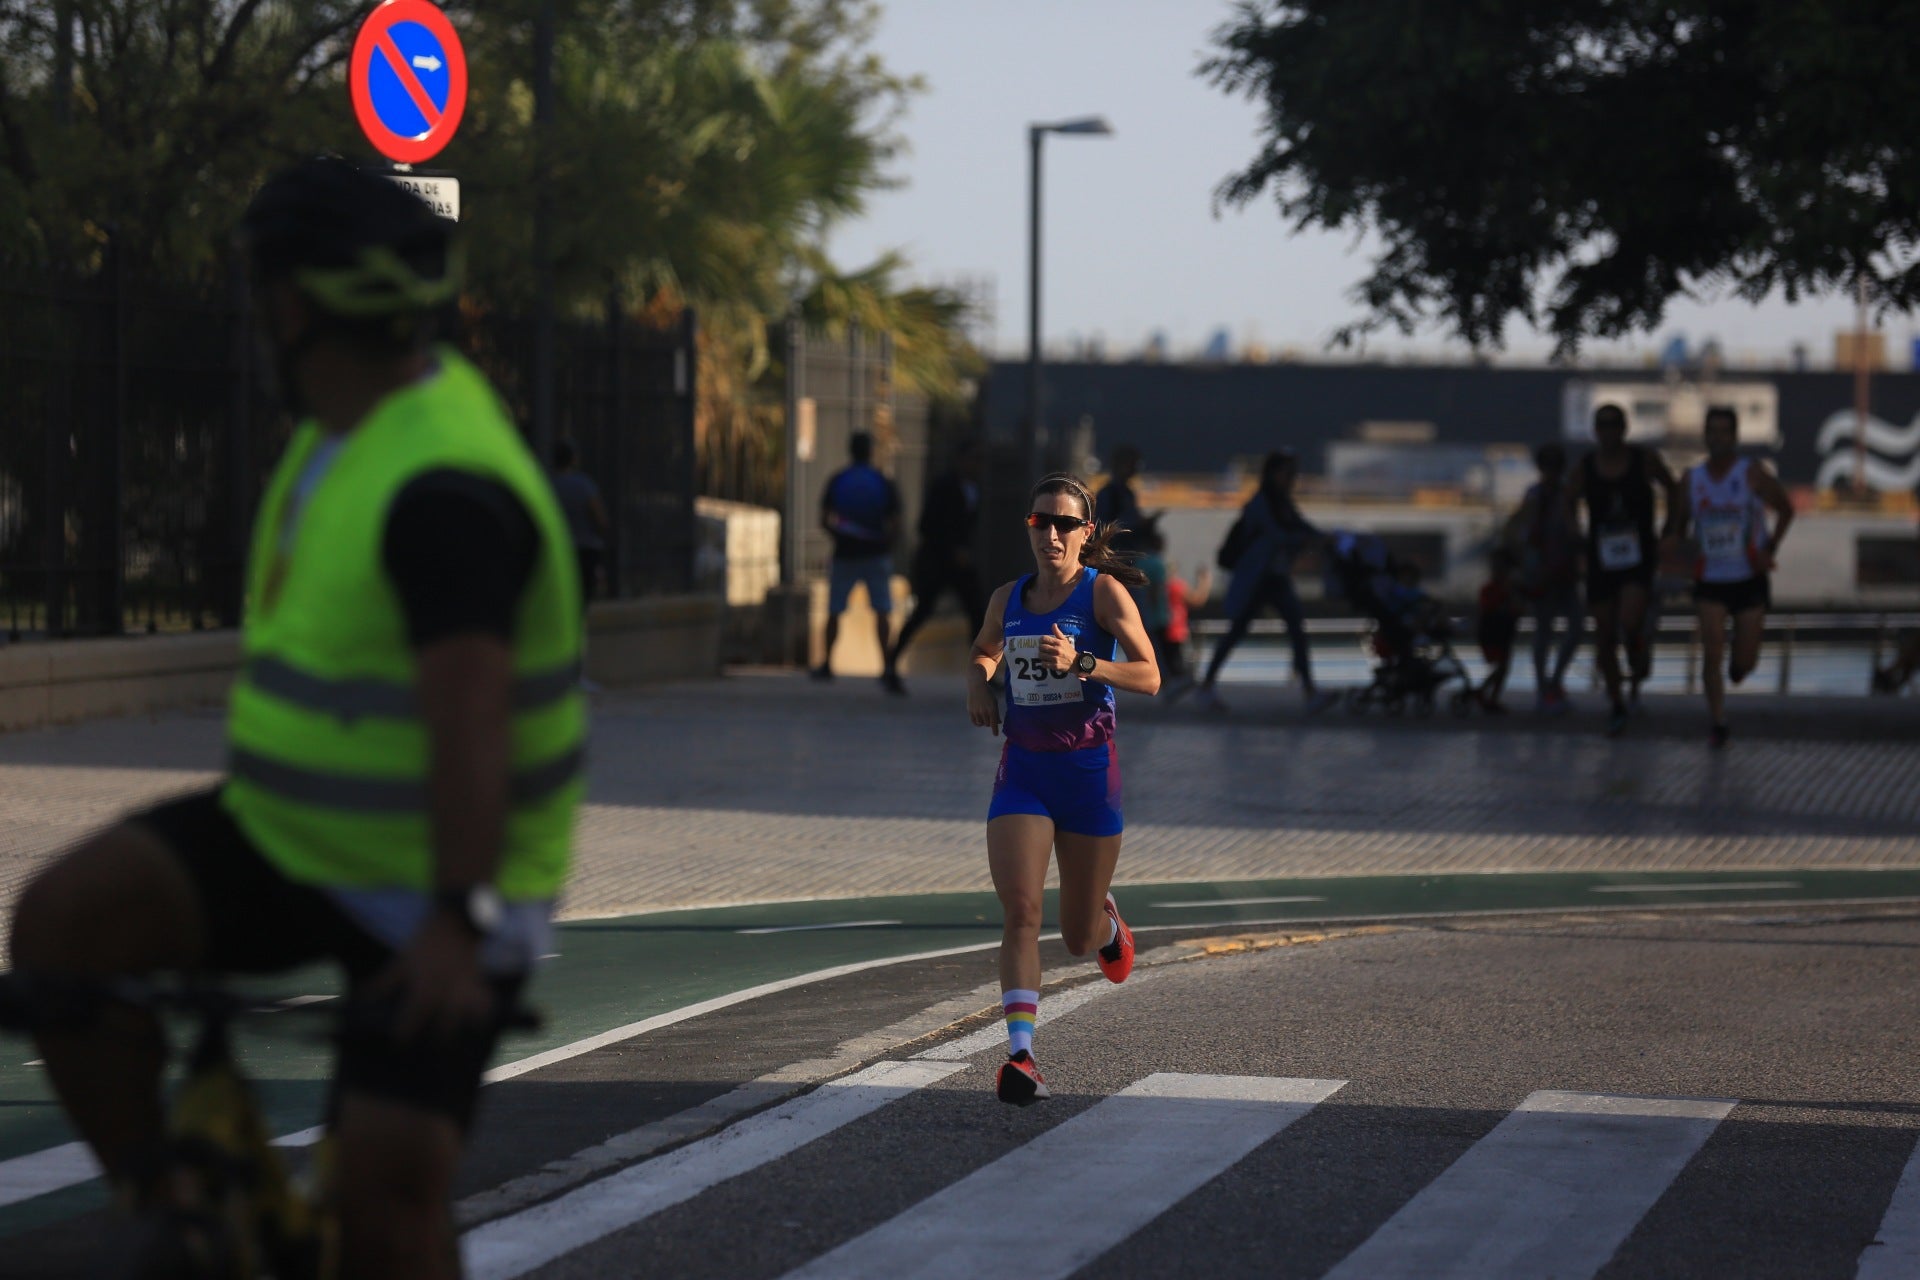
[1325,533,1473,716]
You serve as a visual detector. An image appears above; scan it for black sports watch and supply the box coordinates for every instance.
[1074,650,1098,676]
[435,884,504,938]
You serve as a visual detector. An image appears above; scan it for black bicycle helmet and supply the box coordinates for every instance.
[239,156,460,317]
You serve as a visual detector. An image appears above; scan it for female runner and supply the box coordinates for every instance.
[966,473,1161,1105]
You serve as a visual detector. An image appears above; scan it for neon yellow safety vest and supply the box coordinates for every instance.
[221,348,585,902]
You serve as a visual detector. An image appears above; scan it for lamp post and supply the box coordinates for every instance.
[1027,116,1112,480]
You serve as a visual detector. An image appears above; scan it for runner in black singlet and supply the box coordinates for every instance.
[1575,403,1681,736]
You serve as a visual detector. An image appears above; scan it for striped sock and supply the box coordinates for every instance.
[1002,988,1038,1057]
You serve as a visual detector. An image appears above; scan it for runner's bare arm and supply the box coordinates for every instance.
[1751,462,1795,555]
[1643,451,1681,539]
[967,583,1012,734]
[1086,574,1162,696]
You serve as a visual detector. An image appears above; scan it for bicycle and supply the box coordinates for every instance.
[0,972,536,1279]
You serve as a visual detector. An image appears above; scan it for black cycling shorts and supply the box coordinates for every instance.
[131,788,521,1131]
[1587,566,1655,609]
[1692,577,1770,616]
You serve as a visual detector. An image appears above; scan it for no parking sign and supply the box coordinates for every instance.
[350,0,467,166]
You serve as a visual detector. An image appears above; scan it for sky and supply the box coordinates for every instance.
[825,1,1891,367]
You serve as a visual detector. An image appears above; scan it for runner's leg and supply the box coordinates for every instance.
[1593,593,1624,707]
[1730,603,1765,685]
[1619,580,1651,682]
[1053,831,1124,957]
[988,815,1055,995]
[1699,600,1730,728]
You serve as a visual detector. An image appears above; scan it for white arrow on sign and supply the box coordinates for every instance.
[411,54,442,72]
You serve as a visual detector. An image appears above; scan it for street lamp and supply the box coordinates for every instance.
[1027,116,1113,480]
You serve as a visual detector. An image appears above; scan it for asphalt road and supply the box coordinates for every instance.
[13,902,1920,1278]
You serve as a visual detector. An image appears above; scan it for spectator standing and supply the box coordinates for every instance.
[1093,445,1143,543]
[551,439,609,604]
[814,431,901,684]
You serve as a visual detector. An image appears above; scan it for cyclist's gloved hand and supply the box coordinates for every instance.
[369,913,494,1043]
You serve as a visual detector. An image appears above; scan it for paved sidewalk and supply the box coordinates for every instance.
[0,674,1916,944]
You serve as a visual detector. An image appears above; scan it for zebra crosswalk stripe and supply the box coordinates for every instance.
[1323,1090,1734,1279]
[460,1059,967,1280]
[779,1073,1347,1280]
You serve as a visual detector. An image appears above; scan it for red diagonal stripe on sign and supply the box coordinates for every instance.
[374,29,443,133]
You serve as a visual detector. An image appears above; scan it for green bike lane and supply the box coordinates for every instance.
[5,866,1920,1235]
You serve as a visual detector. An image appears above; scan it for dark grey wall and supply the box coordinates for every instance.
[981,360,1920,486]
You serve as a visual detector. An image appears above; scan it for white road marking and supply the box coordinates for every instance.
[914,977,1128,1061]
[736,919,902,935]
[460,1060,968,1280]
[270,994,335,1011]
[1148,895,1328,909]
[0,938,1004,1210]
[1324,1090,1734,1279]
[780,1074,1346,1280]
[481,939,1000,1085]
[1589,881,1801,894]
[1856,1137,1920,1278]
[0,1144,97,1210]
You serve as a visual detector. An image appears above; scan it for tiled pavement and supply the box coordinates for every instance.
[1,675,1916,946]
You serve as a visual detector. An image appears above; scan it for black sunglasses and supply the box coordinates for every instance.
[1026,511,1091,534]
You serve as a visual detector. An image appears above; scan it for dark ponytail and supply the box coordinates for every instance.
[1030,472,1148,588]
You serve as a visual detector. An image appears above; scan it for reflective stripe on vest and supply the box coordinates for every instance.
[228,745,585,813]
[242,656,581,721]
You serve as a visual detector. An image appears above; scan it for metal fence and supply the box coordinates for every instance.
[0,255,695,640]
[781,325,932,584]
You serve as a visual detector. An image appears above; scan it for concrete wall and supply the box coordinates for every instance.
[0,595,726,734]
[0,632,240,734]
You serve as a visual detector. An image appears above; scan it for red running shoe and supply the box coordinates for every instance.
[1096,892,1134,983]
[996,1050,1050,1106]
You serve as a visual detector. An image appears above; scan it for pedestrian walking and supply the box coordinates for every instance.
[883,440,987,694]
[1510,442,1584,714]
[1475,549,1519,712]
[966,473,1160,1105]
[1193,450,1333,714]
[814,431,901,685]
[1678,406,1794,747]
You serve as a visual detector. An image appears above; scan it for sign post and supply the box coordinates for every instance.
[349,0,468,218]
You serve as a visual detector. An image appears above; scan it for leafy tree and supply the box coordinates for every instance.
[1204,0,1920,351]
[0,1,977,509]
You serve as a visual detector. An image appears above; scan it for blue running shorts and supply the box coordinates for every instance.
[988,741,1123,837]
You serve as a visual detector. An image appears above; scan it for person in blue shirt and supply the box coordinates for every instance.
[965,472,1160,1106]
[814,432,902,685]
